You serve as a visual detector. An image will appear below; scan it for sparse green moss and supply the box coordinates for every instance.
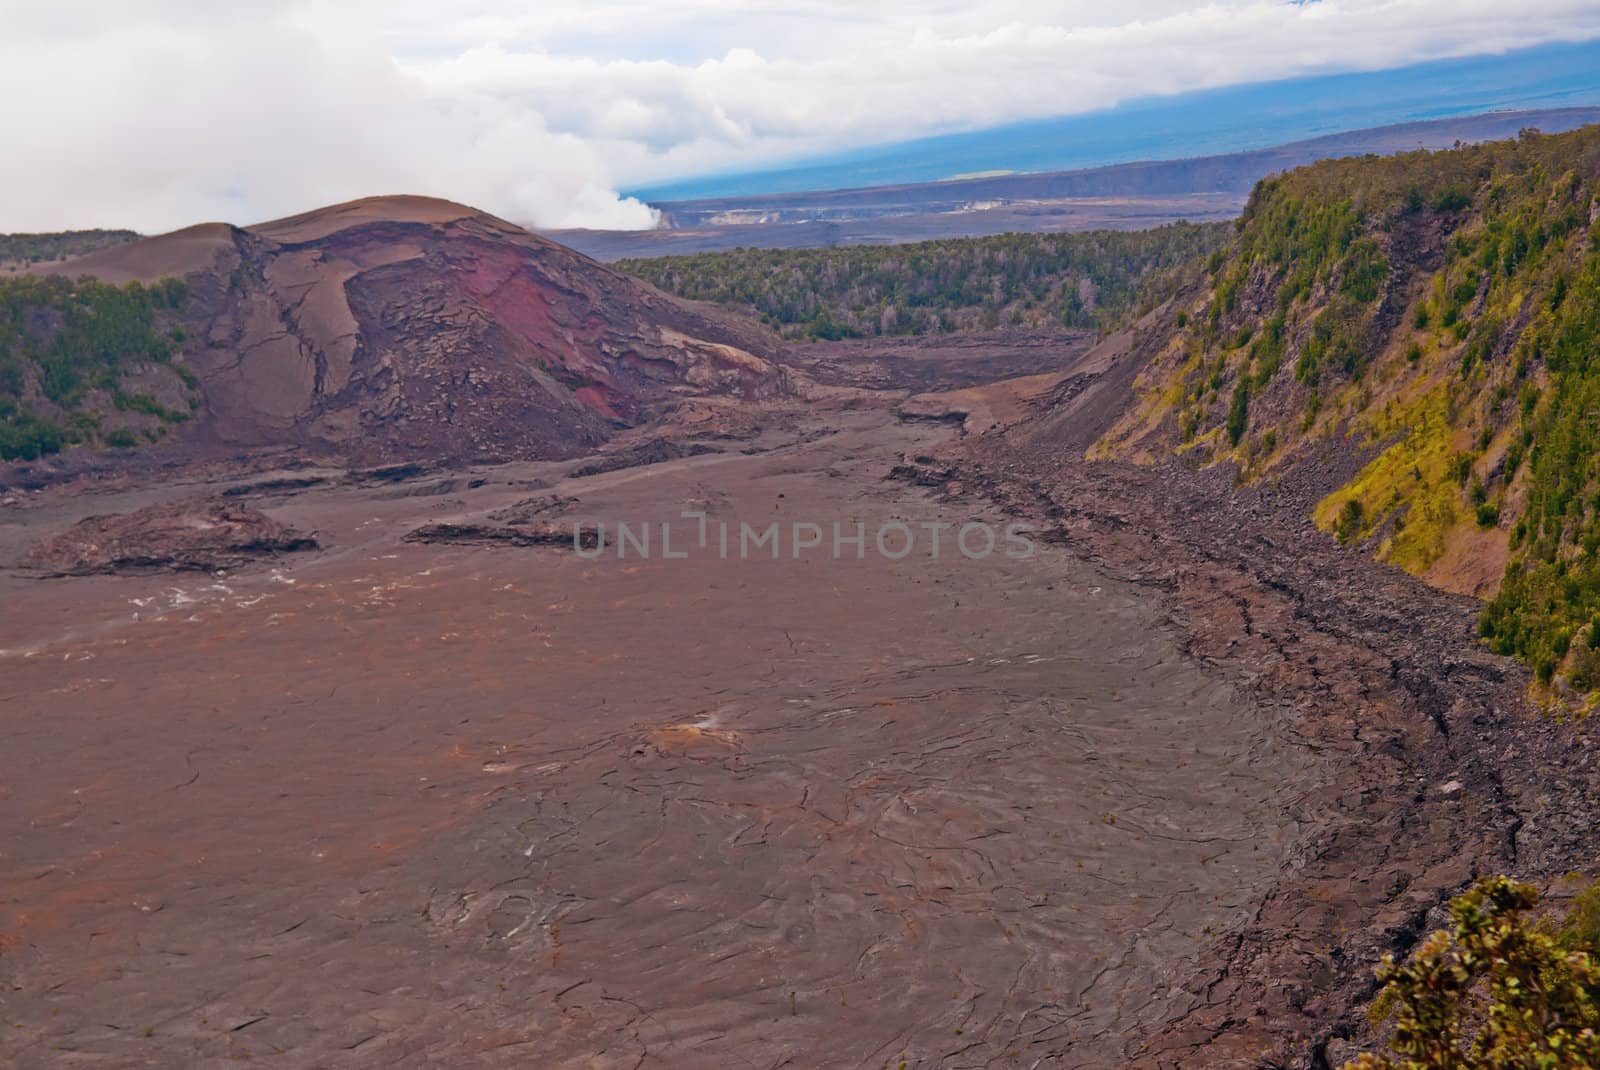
[1316,386,1467,571]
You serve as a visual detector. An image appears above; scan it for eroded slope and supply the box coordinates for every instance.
[10,197,786,468]
[1086,125,1600,694]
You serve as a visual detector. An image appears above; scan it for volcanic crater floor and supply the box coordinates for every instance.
[0,399,1327,1068]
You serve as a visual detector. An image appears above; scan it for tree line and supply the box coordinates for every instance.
[620,223,1230,340]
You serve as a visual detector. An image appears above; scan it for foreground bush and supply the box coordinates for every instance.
[1343,876,1600,1069]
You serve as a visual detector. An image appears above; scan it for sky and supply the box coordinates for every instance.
[3,1,1600,233]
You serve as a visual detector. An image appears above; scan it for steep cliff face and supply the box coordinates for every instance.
[1089,125,1600,691]
[20,196,786,465]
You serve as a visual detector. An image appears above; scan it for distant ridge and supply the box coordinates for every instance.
[658,109,1600,222]
[629,39,1600,202]
[554,108,1600,261]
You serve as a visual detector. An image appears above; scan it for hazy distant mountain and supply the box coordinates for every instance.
[553,107,1600,261]
[629,39,1600,203]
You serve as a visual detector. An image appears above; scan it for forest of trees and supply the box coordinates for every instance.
[620,223,1230,340]
[0,229,140,269]
[1159,123,1600,695]
[0,274,192,460]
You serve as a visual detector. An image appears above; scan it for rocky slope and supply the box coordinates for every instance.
[934,433,1600,1068]
[5,196,785,468]
[1068,124,1600,698]
[885,247,1600,1066]
[885,127,1600,1062]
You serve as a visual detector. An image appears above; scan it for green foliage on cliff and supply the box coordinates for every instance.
[619,222,1230,340]
[1343,876,1600,1070]
[1477,249,1600,683]
[0,274,190,460]
[1137,123,1600,695]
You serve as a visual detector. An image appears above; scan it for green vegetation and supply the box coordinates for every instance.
[0,412,65,461]
[1343,876,1600,1070]
[1335,498,1365,545]
[1225,379,1250,446]
[0,274,191,460]
[1118,124,1600,698]
[0,229,139,268]
[619,223,1230,340]
[1477,249,1600,682]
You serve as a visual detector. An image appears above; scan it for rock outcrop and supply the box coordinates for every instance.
[37,196,788,465]
[25,497,316,575]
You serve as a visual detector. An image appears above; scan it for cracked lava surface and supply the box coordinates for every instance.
[0,402,1324,1067]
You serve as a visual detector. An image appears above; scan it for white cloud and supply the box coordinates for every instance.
[0,1,659,232]
[0,1,1597,232]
